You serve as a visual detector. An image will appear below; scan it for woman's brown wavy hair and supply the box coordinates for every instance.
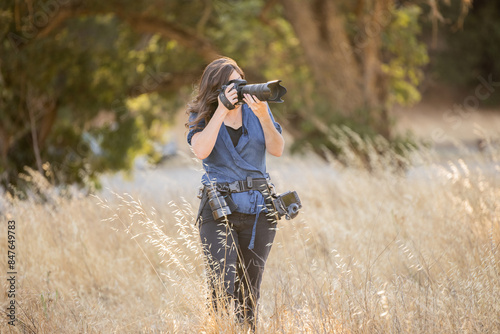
[186,57,245,130]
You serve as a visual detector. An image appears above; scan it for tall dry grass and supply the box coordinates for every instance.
[1,135,499,333]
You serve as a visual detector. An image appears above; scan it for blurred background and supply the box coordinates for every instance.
[1,0,499,195]
[2,2,500,332]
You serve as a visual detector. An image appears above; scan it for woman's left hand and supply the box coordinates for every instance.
[243,93,268,120]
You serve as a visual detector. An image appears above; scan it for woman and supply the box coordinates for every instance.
[186,57,284,330]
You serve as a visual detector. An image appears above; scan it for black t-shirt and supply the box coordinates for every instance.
[225,125,242,147]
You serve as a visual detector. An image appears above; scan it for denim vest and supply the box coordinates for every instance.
[187,104,282,215]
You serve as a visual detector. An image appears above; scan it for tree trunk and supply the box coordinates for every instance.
[359,0,392,138]
[281,0,364,115]
[281,0,392,138]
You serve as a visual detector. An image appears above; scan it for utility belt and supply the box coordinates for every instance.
[198,177,270,198]
[196,176,302,224]
[196,177,271,224]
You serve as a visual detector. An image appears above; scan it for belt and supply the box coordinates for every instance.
[204,177,269,194]
[219,177,269,193]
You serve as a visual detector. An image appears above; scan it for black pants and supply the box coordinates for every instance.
[199,201,277,329]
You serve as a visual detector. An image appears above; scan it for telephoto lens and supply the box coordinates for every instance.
[239,80,287,103]
[207,187,231,221]
[219,79,287,110]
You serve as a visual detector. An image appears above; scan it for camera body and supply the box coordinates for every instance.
[271,190,302,220]
[206,187,231,221]
[220,79,287,110]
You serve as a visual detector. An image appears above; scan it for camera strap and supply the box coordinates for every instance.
[219,90,235,110]
[195,191,209,226]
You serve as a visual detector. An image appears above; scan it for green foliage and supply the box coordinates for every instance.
[289,4,428,164]
[0,0,317,195]
[0,0,483,195]
[381,5,429,107]
[0,1,203,194]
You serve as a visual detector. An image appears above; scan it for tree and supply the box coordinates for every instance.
[265,0,470,161]
[0,0,210,194]
[278,0,429,139]
[0,0,471,195]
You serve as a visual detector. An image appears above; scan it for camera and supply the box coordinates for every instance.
[207,187,232,221]
[219,79,287,110]
[271,191,302,220]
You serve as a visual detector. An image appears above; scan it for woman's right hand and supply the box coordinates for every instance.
[217,83,238,111]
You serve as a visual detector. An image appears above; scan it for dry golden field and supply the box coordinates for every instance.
[1,132,500,333]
